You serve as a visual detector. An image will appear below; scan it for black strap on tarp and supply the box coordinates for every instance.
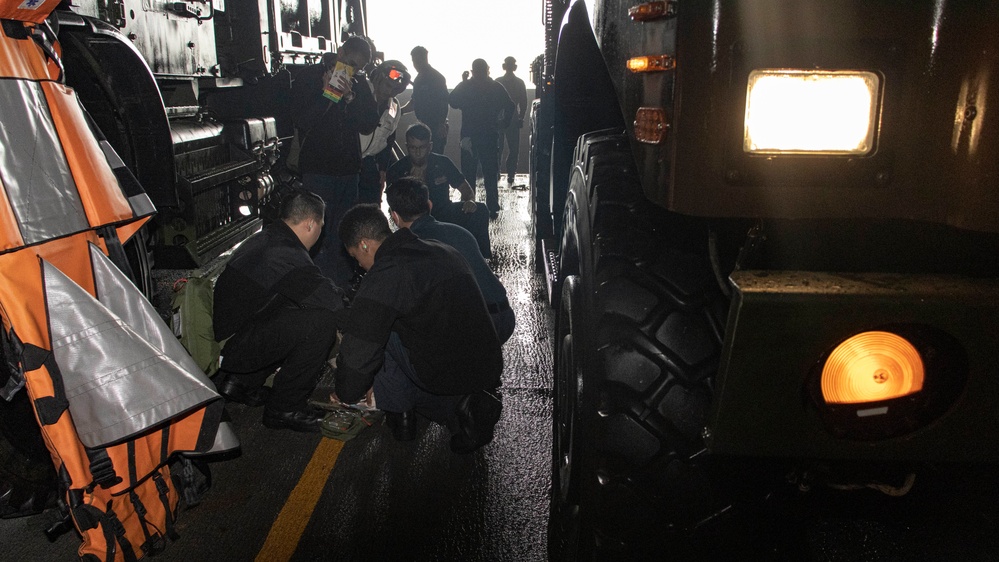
[86,446,123,490]
[128,489,166,556]
[23,341,122,491]
[101,500,138,562]
[96,225,139,289]
[70,502,137,562]
[22,343,68,425]
[153,471,180,541]
[0,323,26,401]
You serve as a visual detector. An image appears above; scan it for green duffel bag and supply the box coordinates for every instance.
[170,276,222,377]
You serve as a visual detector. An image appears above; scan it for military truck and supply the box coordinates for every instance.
[55,0,370,280]
[0,0,367,521]
[532,0,999,558]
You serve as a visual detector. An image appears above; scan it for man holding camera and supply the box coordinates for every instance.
[290,36,379,287]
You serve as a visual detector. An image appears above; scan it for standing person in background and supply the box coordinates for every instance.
[448,59,515,219]
[495,56,528,187]
[402,46,449,154]
[357,60,411,205]
[290,36,379,287]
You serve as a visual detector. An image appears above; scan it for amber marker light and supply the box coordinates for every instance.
[627,55,676,73]
[629,1,677,21]
[634,107,668,144]
[821,331,925,405]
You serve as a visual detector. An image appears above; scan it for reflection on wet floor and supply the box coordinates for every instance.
[4,176,554,562]
[294,177,553,561]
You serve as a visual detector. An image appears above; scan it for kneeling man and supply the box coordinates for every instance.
[335,205,503,453]
[213,190,345,433]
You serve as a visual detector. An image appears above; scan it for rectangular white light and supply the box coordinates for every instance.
[743,70,880,155]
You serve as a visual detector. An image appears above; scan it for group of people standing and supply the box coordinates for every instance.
[210,36,526,455]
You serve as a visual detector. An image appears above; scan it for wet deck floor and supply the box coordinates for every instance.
[5,177,555,561]
[7,177,999,561]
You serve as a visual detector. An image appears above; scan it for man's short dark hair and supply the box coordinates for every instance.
[405,122,432,143]
[471,58,488,76]
[340,36,372,60]
[385,177,430,222]
[281,190,325,224]
[411,45,428,59]
[339,204,392,247]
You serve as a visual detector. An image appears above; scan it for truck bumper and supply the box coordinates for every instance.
[706,270,999,463]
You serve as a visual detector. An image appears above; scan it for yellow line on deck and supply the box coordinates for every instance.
[255,437,344,561]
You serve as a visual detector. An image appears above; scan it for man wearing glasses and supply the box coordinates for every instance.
[386,123,492,258]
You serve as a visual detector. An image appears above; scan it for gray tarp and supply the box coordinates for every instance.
[44,245,224,448]
[0,79,89,245]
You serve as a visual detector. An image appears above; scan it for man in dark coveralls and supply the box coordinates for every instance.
[291,35,379,287]
[402,45,450,153]
[213,191,344,433]
[387,123,492,258]
[495,56,529,186]
[448,58,515,218]
[385,177,515,344]
[334,205,503,453]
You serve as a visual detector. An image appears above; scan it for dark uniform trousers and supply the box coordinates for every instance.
[374,332,464,427]
[220,306,338,412]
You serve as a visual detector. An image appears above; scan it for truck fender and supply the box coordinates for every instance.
[548,0,625,244]
[55,11,176,209]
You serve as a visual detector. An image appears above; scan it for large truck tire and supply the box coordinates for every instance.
[548,132,754,559]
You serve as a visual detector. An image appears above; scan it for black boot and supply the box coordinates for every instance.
[384,410,417,441]
[450,390,502,454]
[262,407,323,433]
[217,374,271,407]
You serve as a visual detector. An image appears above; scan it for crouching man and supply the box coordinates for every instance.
[213,190,345,433]
[334,205,503,453]
[385,177,515,344]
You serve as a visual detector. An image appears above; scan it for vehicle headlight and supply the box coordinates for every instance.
[744,70,880,155]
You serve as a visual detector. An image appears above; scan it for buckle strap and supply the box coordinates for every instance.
[153,472,180,541]
[86,447,122,490]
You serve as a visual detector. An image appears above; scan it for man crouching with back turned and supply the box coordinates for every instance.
[213,190,345,433]
[334,204,503,453]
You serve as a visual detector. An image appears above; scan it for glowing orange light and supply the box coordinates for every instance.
[627,55,676,73]
[821,331,925,404]
[634,107,668,144]
[628,1,677,21]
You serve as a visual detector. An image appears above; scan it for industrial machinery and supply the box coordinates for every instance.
[55,0,368,278]
[0,0,367,528]
[532,1,999,558]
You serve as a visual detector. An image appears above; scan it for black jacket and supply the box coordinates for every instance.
[448,76,515,137]
[335,229,502,401]
[411,65,449,126]
[386,152,465,212]
[213,221,345,341]
[291,62,380,176]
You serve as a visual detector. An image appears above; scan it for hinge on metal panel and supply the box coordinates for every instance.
[168,1,215,21]
[98,0,126,28]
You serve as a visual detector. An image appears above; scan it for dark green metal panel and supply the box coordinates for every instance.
[706,270,999,462]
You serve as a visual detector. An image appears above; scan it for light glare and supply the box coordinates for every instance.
[744,70,879,154]
[821,331,924,405]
